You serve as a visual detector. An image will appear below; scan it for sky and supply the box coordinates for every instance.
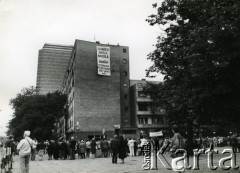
[0,0,164,136]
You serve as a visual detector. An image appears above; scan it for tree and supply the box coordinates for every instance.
[8,86,67,141]
[146,0,240,151]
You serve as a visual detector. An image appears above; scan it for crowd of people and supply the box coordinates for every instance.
[30,136,147,162]
[0,132,151,173]
[1,129,240,173]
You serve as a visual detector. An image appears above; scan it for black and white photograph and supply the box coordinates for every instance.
[1,0,240,172]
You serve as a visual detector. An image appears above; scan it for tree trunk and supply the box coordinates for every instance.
[187,118,194,156]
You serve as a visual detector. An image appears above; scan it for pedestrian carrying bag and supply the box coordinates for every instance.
[26,139,33,153]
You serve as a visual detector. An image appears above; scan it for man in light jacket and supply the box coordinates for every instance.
[17,131,33,173]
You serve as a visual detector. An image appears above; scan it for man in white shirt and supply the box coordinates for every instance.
[128,138,135,157]
[17,131,33,173]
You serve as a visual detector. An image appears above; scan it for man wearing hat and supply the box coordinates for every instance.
[17,131,33,173]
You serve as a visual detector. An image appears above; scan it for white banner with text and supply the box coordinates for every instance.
[97,46,111,76]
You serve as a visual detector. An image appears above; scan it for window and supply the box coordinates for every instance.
[123,48,127,53]
[139,118,142,124]
[148,118,152,124]
[123,59,127,64]
[123,83,128,87]
[123,71,128,76]
[125,107,128,111]
[144,118,148,124]
[139,117,148,124]
[139,117,144,124]
[138,103,148,111]
[152,117,164,124]
[138,91,146,97]
[124,94,128,99]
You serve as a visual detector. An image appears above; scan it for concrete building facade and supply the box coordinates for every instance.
[36,44,73,94]
[130,80,168,138]
[60,40,133,140]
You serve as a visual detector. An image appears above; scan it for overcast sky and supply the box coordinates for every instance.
[0,0,164,136]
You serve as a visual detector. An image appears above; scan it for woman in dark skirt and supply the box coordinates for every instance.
[118,136,128,164]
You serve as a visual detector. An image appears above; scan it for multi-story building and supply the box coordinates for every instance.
[60,40,134,140]
[130,80,168,138]
[36,40,168,140]
[36,44,73,94]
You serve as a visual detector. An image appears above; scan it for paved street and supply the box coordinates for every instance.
[10,147,240,173]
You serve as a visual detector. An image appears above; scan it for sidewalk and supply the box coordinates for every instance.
[11,147,240,173]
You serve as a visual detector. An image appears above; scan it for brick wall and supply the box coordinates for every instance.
[73,40,126,133]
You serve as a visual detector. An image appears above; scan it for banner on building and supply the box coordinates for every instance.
[149,131,163,137]
[113,124,120,129]
[97,46,111,76]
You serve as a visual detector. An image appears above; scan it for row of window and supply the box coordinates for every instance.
[138,117,164,125]
[138,103,165,115]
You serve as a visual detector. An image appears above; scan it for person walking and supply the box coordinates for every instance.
[85,140,91,158]
[169,125,185,173]
[69,137,77,160]
[17,131,33,173]
[110,135,119,164]
[60,140,68,160]
[107,139,112,157]
[90,138,96,159]
[127,138,135,157]
[31,139,37,161]
[53,140,60,160]
[5,135,14,170]
[231,135,238,153]
[119,136,128,164]
[133,139,138,156]
[0,142,7,173]
[96,140,101,158]
[47,140,54,160]
[101,138,109,158]
[79,140,86,159]
[140,137,147,156]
